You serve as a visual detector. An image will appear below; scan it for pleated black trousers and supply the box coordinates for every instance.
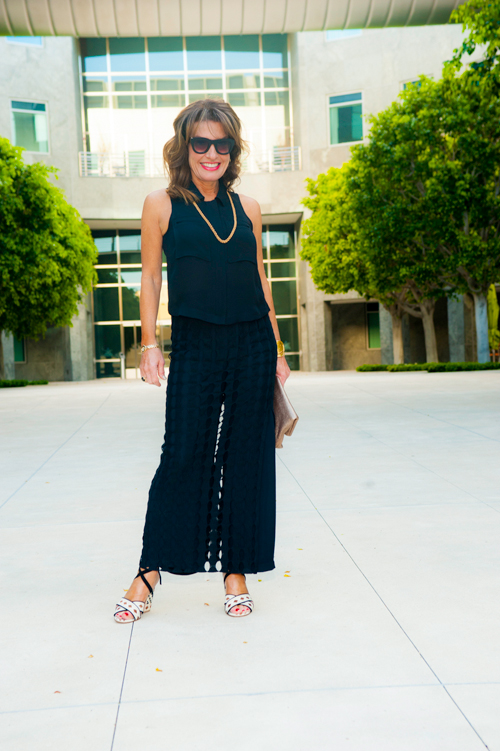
[139,314,277,575]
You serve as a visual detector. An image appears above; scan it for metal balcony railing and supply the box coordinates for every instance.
[78,146,301,178]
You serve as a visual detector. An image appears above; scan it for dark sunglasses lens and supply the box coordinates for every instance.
[191,138,209,153]
[215,139,234,155]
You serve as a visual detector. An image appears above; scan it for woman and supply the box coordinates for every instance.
[114,99,290,622]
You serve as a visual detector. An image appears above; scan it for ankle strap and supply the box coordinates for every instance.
[135,567,161,593]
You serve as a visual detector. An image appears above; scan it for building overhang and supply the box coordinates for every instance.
[1,0,466,37]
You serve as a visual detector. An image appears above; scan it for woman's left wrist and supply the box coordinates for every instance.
[276,339,285,358]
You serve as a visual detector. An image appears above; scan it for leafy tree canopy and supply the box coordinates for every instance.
[0,137,97,340]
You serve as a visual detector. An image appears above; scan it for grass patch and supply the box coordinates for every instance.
[0,379,49,388]
[356,362,500,373]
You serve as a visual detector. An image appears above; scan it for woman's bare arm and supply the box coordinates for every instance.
[139,190,171,386]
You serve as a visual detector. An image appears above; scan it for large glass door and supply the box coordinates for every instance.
[123,324,141,379]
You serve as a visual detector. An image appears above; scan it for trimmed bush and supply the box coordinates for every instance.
[356,362,500,373]
[0,379,49,388]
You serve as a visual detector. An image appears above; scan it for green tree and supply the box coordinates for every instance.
[0,137,97,344]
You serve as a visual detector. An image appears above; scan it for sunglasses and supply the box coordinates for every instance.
[189,137,235,155]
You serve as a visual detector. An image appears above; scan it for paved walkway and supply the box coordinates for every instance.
[1,371,500,751]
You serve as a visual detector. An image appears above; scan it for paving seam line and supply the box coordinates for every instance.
[110,622,134,751]
[278,453,490,750]
[0,393,111,512]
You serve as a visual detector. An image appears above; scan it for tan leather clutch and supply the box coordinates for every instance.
[274,376,299,448]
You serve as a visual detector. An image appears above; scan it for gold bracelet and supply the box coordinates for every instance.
[277,340,285,358]
[140,343,159,354]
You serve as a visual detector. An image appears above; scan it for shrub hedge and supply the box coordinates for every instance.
[0,379,49,388]
[356,363,500,373]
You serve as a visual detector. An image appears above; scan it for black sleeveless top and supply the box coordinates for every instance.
[162,181,270,325]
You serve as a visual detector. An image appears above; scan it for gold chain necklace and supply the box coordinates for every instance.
[192,190,237,244]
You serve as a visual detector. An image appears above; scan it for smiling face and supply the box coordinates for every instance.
[188,120,231,184]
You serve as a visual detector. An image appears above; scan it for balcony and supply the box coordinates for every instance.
[78,147,301,178]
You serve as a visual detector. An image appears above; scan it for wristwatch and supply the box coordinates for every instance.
[141,343,159,354]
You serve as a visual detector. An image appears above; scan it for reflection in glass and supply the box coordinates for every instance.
[227,91,261,107]
[84,95,107,110]
[120,269,142,285]
[94,233,117,264]
[284,354,300,371]
[151,76,184,91]
[112,95,147,109]
[272,280,297,315]
[97,268,118,284]
[262,34,288,69]
[94,287,120,321]
[119,232,141,264]
[83,77,108,92]
[148,37,184,71]
[227,73,261,90]
[224,35,260,69]
[188,75,223,91]
[152,94,184,108]
[96,361,121,378]
[122,285,141,320]
[186,36,222,70]
[271,261,295,278]
[263,71,288,88]
[81,38,107,73]
[269,228,294,259]
[277,318,299,352]
[112,76,147,91]
[109,38,146,71]
[95,324,121,358]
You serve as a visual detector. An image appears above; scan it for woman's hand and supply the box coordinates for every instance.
[276,355,291,386]
[140,347,166,387]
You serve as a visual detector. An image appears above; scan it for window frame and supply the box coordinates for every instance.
[10,99,50,154]
[327,91,363,148]
[365,302,381,350]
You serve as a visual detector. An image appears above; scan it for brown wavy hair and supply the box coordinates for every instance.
[163,98,247,203]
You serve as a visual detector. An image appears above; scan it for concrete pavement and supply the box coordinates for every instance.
[1,371,500,751]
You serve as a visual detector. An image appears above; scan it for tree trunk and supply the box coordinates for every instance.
[0,331,15,380]
[391,313,404,364]
[420,303,439,362]
[472,292,489,363]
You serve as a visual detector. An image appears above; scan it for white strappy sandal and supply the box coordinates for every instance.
[114,568,161,623]
[223,573,254,617]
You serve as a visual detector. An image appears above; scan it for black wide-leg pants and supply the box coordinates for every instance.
[140,314,277,575]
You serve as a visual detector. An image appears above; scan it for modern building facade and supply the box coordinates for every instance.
[0,0,478,380]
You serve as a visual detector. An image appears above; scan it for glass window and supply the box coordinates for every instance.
[109,38,146,72]
[83,76,108,92]
[96,361,121,378]
[262,35,288,69]
[272,280,297,315]
[119,232,141,264]
[186,36,222,70]
[263,71,288,88]
[285,354,300,371]
[188,75,223,91]
[367,302,381,349]
[97,268,119,284]
[94,232,117,264]
[148,37,184,71]
[277,318,299,353]
[120,269,142,285]
[227,91,261,108]
[189,92,223,104]
[271,261,295,278]
[13,336,25,362]
[112,76,147,91]
[7,36,42,46]
[329,93,363,145]
[84,95,107,110]
[122,286,141,320]
[227,73,261,90]
[326,30,362,41]
[112,95,147,109]
[224,35,260,69]
[152,93,185,108]
[151,76,184,91]
[11,101,48,153]
[93,287,120,321]
[95,325,121,358]
[81,38,107,73]
[269,228,294,259]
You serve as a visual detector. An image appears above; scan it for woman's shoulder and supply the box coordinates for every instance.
[236,193,261,224]
[143,189,172,235]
